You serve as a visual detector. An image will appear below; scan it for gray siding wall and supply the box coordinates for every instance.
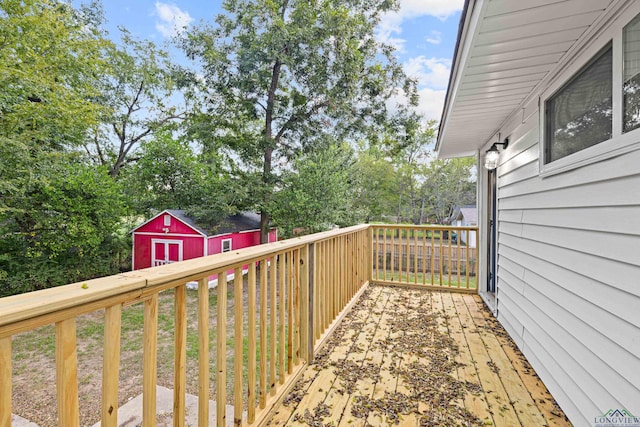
[494,111,640,426]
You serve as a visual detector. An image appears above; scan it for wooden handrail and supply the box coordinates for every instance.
[0,224,368,331]
[371,223,478,230]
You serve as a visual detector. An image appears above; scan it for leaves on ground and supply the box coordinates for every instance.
[279,286,485,426]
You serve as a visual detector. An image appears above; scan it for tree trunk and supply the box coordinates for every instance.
[260,55,282,244]
[260,147,273,244]
[260,210,271,244]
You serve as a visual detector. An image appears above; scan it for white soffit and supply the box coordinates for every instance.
[437,0,614,158]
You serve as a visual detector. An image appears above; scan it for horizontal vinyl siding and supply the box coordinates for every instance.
[494,109,640,426]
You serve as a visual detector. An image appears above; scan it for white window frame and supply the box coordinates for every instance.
[163,214,171,226]
[221,238,232,253]
[540,1,640,176]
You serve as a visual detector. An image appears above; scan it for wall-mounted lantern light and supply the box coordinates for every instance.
[484,138,509,170]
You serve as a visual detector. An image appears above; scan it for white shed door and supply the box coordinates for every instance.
[152,239,183,266]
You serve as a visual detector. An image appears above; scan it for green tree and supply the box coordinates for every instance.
[391,124,435,224]
[122,131,236,226]
[270,143,360,237]
[353,145,396,222]
[0,1,130,295]
[351,121,476,224]
[181,0,416,242]
[0,0,109,147]
[422,157,476,224]
[88,30,186,177]
[0,145,126,296]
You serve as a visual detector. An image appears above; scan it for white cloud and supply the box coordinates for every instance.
[386,86,446,122]
[376,0,463,50]
[416,87,447,121]
[398,0,464,20]
[425,30,442,45]
[404,56,451,90]
[155,2,193,38]
[377,14,406,52]
[386,56,451,121]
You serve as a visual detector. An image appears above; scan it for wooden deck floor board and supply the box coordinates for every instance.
[452,293,522,426]
[441,291,495,425]
[337,287,394,427]
[269,286,384,426]
[474,297,569,426]
[390,289,423,426]
[464,295,548,426]
[432,291,466,417]
[366,287,406,426]
[267,285,569,427]
[326,287,391,423]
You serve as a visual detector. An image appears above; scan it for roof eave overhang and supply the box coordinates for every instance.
[435,0,618,159]
[435,0,479,159]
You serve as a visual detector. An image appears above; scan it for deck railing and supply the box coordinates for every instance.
[371,224,479,293]
[0,225,370,427]
[0,223,477,427]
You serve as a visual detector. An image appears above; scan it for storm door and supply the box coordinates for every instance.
[487,168,498,294]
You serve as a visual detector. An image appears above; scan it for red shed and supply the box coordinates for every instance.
[132,210,277,272]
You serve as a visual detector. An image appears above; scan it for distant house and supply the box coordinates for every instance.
[451,205,477,247]
[131,210,277,272]
[436,1,640,425]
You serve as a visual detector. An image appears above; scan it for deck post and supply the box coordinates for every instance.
[56,318,80,427]
[368,226,373,283]
[143,294,158,427]
[306,243,315,362]
[0,337,11,427]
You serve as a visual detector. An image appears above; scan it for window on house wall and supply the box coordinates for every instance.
[624,14,640,133]
[164,214,171,226]
[221,239,232,253]
[545,43,612,164]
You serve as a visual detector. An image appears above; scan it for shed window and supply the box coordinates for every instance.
[545,43,612,163]
[624,14,640,133]
[221,239,232,253]
[163,215,171,226]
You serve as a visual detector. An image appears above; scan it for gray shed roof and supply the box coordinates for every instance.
[164,210,262,236]
[452,205,477,225]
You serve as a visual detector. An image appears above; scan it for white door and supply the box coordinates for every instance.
[152,239,183,266]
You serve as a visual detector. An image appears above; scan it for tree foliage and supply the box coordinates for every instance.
[182,0,417,241]
[270,142,360,237]
[352,121,476,225]
[0,1,127,296]
[122,131,233,226]
[390,122,435,224]
[88,30,187,177]
[353,146,397,222]
[0,0,109,147]
[0,143,126,296]
[421,157,476,224]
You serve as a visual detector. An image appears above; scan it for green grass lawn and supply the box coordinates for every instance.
[374,270,478,289]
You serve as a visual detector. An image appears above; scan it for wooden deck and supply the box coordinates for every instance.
[267,285,570,427]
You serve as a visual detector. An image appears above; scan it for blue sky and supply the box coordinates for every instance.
[91,0,463,122]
